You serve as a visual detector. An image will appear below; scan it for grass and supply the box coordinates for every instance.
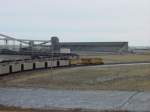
[0,53,150,111]
[0,64,150,91]
[80,53,150,64]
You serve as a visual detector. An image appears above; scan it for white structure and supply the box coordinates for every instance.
[60,48,71,53]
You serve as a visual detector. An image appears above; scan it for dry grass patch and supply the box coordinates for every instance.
[0,64,150,91]
[80,53,150,64]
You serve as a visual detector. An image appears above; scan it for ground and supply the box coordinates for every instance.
[80,53,150,64]
[0,105,128,112]
[0,53,150,111]
[0,63,150,91]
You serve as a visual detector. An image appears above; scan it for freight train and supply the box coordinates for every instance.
[0,58,104,75]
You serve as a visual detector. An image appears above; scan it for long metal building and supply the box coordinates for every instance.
[59,42,128,53]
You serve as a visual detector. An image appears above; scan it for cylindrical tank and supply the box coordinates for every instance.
[51,36,60,52]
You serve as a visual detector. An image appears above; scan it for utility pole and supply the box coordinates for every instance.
[5,40,8,49]
[50,38,54,79]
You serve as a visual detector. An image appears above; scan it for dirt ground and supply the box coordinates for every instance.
[0,105,128,112]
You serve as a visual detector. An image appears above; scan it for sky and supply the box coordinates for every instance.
[0,0,150,46]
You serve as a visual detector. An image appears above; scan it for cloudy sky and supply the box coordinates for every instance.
[0,0,150,46]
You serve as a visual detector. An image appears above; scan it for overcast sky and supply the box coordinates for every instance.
[0,0,150,46]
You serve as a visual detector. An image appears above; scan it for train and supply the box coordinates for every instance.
[70,58,104,65]
[0,58,104,75]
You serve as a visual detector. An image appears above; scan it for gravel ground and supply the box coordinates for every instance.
[0,87,150,112]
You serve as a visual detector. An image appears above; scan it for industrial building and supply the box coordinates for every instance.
[60,42,128,53]
[0,34,128,75]
[0,34,129,55]
[51,37,129,53]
